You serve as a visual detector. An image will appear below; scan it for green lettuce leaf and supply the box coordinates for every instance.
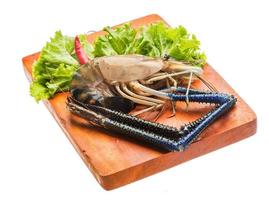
[30,31,94,102]
[93,23,137,57]
[30,31,80,101]
[167,26,206,66]
[92,22,206,66]
[131,22,172,57]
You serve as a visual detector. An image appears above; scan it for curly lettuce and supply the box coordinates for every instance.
[93,22,206,66]
[30,23,206,101]
[93,23,137,57]
[30,31,79,101]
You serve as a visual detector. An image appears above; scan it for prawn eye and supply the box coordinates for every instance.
[163,54,170,61]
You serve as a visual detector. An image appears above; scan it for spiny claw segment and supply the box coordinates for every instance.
[67,88,236,152]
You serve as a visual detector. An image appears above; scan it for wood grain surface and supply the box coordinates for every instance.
[22,14,257,190]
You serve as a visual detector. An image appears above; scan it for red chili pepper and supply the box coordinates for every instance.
[74,36,90,65]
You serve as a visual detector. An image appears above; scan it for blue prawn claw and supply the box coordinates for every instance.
[67,87,236,151]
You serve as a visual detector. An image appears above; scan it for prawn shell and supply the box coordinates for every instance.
[96,55,164,82]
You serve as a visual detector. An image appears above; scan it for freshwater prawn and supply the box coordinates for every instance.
[66,36,236,151]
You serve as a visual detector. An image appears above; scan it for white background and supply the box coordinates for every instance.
[0,0,268,199]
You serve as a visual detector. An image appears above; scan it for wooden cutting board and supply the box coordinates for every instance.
[22,14,257,190]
